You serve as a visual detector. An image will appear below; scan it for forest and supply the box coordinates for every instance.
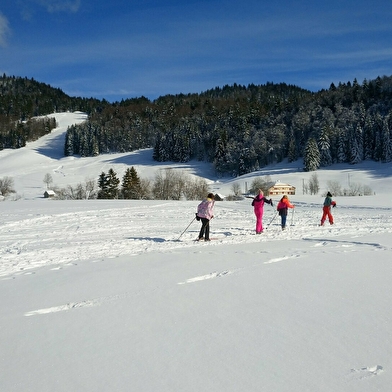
[2,73,392,175]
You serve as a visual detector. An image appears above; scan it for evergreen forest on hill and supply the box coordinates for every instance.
[2,73,392,175]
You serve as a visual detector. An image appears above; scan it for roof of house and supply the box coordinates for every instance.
[266,181,296,189]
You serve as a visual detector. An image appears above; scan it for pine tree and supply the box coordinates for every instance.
[97,172,109,199]
[337,131,347,163]
[381,118,392,162]
[122,166,142,199]
[121,168,133,199]
[64,129,74,156]
[363,116,374,160]
[349,125,362,164]
[303,138,320,171]
[106,168,120,199]
[287,137,297,163]
[318,126,332,167]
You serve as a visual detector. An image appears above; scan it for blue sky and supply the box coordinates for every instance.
[1,1,392,102]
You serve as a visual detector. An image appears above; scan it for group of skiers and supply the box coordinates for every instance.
[195,190,336,240]
[251,190,295,232]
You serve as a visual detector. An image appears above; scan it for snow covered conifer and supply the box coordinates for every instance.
[303,137,320,171]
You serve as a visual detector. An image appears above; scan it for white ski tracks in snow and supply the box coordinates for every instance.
[2,200,391,279]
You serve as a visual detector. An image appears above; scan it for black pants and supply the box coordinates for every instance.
[198,218,210,240]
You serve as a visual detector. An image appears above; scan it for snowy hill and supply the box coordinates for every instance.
[1,112,392,391]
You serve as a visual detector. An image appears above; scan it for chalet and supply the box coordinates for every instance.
[266,181,296,196]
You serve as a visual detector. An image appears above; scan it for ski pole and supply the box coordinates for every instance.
[290,208,295,226]
[266,211,278,229]
[177,216,196,241]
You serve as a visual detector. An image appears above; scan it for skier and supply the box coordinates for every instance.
[251,189,273,234]
[196,193,215,241]
[320,191,336,226]
[276,195,295,230]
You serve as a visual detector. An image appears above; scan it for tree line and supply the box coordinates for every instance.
[49,167,209,201]
[0,74,106,149]
[64,76,392,175]
[3,73,392,176]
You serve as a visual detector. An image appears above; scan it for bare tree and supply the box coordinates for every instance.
[308,173,320,195]
[250,175,272,194]
[183,177,208,200]
[347,182,363,196]
[362,185,373,196]
[0,177,15,196]
[53,178,97,200]
[43,173,53,189]
[153,169,208,200]
[139,178,152,199]
[326,180,343,196]
[231,182,242,196]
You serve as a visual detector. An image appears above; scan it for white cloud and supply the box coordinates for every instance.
[36,0,81,13]
[0,12,10,47]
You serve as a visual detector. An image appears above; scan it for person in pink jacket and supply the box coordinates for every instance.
[276,195,295,230]
[196,193,215,241]
[251,189,273,234]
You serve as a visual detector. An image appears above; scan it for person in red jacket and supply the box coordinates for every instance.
[276,195,294,230]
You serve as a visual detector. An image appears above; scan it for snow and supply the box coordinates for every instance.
[1,112,392,391]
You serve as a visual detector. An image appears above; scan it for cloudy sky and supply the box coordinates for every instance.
[1,0,392,102]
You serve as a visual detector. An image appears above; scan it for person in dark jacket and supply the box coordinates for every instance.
[320,191,336,226]
[252,189,273,234]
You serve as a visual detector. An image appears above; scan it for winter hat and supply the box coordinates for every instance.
[327,192,332,197]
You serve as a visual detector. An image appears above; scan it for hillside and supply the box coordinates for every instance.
[2,74,392,180]
[1,112,392,392]
[1,112,392,203]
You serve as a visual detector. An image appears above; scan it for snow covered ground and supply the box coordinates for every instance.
[1,112,392,391]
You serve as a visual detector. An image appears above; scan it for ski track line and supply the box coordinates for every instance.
[303,237,387,251]
[2,204,392,278]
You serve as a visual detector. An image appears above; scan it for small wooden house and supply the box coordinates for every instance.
[266,181,296,196]
[44,190,56,198]
[214,193,225,201]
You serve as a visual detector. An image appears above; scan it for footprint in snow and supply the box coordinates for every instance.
[264,254,300,264]
[348,365,384,380]
[178,270,231,285]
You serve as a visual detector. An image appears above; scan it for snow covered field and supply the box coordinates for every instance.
[1,112,392,391]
